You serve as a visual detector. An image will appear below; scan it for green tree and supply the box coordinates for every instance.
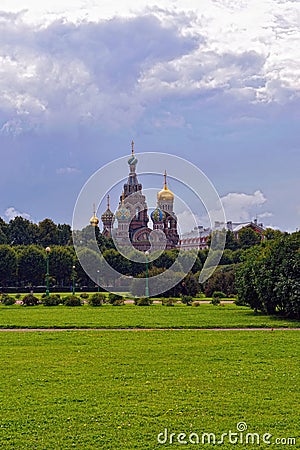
[0,218,8,244]
[8,217,39,245]
[238,227,261,249]
[38,219,59,246]
[0,245,17,286]
[49,246,74,286]
[17,245,46,286]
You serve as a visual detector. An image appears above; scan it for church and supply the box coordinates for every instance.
[90,142,179,252]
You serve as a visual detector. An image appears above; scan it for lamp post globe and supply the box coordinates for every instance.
[45,247,51,297]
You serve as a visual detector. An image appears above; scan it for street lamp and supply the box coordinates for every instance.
[97,270,100,292]
[45,247,51,297]
[145,250,149,298]
[72,265,76,295]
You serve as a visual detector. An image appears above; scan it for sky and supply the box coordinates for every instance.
[0,0,299,233]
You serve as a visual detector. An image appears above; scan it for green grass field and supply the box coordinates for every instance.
[0,303,300,329]
[0,330,299,449]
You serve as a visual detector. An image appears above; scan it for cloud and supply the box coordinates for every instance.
[56,167,80,175]
[221,190,268,222]
[4,207,31,221]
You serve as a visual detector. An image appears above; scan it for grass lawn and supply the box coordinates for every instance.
[0,303,299,329]
[0,330,298,449]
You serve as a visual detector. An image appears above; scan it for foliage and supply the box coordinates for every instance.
[204,265,236,297]
[88,293,105,307]
[18,246,46,286]
[236,232,300,318]
[0,294,16,306]
[161,298,176,306]
[0,245,17,285]
[22,293,39,306]
[64,295,82,307]
[211,297,221,306]
[212,291,226,299]
[238,227,261,249]
[134,297,153,306]
[80,293,89,299]
[181,295,193,306]
[42,294,61,306]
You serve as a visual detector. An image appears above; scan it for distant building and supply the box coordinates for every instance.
[178,220,265,251]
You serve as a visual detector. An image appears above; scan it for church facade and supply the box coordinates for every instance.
[90,143,179,252]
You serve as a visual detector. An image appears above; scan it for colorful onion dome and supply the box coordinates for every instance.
[101,195,114,222]
[115,192,131,222]
[151,207,166,223]
[128,140,138,166]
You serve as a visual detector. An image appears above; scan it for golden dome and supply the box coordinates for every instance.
[157,170,174,201]
[90,204,99,227]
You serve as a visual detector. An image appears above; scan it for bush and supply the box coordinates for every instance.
[211,297,221,306]
[108,293,123,305]
[88,293,105,307]
[1,294,16,306]
[22,294,39,306]
[212,291,226,299]
[161,298,175,306]
[64,295,82,306]
[134,297,153,306]
[42,294,61,306]
[181,295,193,306]
[234,296,249,307]
[15,294,21,299]
[80,293,89,299]
[111,299,124,306]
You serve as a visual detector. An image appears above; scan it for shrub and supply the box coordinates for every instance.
[161,298,175,306]
[108,293,123,305]
[234,296,249,307]
[42,294,61,306]
[15,294,21,299]
[80,293,89,299]
[211,297,221,306]
[181,295,193,306]
[88,293,105,307]
[1,294,16,306]
[134,297,153,306]
[212,291,226,299]
[111,299,124,306]
[64,295,82,307]
[22,294,39,306]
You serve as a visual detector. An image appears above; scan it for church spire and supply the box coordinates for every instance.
[131,140,134,155]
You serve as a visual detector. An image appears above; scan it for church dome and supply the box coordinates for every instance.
[151,207,166,223]
[157,185,174,202]
[90,213,99,227]
[115,199,131,222]
[157,170,174,202]
[128,140,138,166]
[101,208,114,222]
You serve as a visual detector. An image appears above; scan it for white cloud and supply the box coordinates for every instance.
[56,167,80,175]
[4,207,31,221]
[221,190,268,222]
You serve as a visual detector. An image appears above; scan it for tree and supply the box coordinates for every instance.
[0,245,17,286]
[49,246,74,286]
[8,217,38,245]
[0,218,8,244]
[57,224,72,246]
[238,227,261,249]
[225,230,239,250]
[38,219,59,246]
[17,245,46,286]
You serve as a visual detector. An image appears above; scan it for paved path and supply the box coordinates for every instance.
[0,327,299,332]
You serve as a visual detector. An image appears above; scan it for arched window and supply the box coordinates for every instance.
[136,207,139,219]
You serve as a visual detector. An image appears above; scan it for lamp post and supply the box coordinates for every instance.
[145,250,149,298]
[97,270,100,292]
[72,265,76,295]
[45,247,51,297]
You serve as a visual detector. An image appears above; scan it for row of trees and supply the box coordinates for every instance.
[236,232,300,318]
